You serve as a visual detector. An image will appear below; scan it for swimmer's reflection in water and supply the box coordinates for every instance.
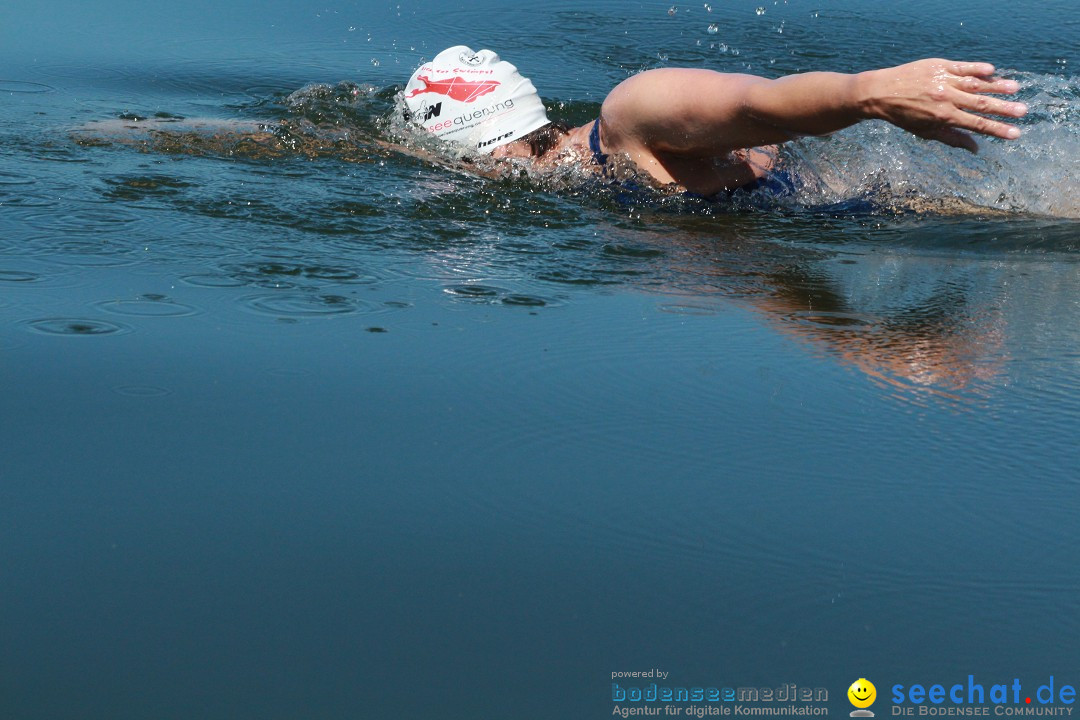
[751,259,1004,397]
[653,228,1008,398]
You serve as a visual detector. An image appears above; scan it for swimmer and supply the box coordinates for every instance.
[76,46,1029,199]
[402,46,1029,196]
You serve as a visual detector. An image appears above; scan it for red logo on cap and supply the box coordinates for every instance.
[407,75,501,103]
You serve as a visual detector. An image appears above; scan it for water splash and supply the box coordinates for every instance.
[783,72,1080,217]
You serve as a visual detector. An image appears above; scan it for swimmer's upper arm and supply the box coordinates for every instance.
[600,69,770,155]
[600,67,864,155]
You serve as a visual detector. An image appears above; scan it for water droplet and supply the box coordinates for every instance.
[707,23,719,34]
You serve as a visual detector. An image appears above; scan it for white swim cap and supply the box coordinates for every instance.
[403,46,551,153]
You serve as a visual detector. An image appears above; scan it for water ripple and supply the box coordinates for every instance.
[238,291,377,318]
[442,283,560,308]
[42,240,139,267]
[179,273,249,288]
[0,270,42,283]
[0,80,54,94]
[22,206,142,235]
[24,317,131,336]
[95,295,200,317]
[101,174,194,200]
[111,384,172,397]
[443,284,506,300]
[657,302,723,316]
[0,171,36,185]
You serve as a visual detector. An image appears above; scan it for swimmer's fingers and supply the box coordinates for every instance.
[950,86,1028,119]
[951,74,1021,95]
[945,61,999,78]
[944,62,1024,107]
[871,59,1026,148]
[946,107,1022,140]
[944,66,1027,141]
[944,85,1026,139]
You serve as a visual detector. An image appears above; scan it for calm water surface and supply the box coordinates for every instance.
[1,1,1078,718]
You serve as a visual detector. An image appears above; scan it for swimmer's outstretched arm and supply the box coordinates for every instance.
[600,59,1028,155]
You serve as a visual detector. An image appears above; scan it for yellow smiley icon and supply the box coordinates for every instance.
[848,679,877,709]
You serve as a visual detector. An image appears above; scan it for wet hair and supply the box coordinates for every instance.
[522,121,570,158]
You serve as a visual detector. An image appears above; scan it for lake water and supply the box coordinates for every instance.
[1,1,1078,718]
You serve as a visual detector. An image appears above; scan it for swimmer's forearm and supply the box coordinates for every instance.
[740,71,868,139]
[738,59,1027,152]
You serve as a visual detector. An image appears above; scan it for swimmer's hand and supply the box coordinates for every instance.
[856,59,1027,153]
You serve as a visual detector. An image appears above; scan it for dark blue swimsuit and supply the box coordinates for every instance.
[587,118,795,199]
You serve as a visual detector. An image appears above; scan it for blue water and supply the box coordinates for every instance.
[1,1,1079,719]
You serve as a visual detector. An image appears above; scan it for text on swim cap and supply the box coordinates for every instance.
[427,98,515,133]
